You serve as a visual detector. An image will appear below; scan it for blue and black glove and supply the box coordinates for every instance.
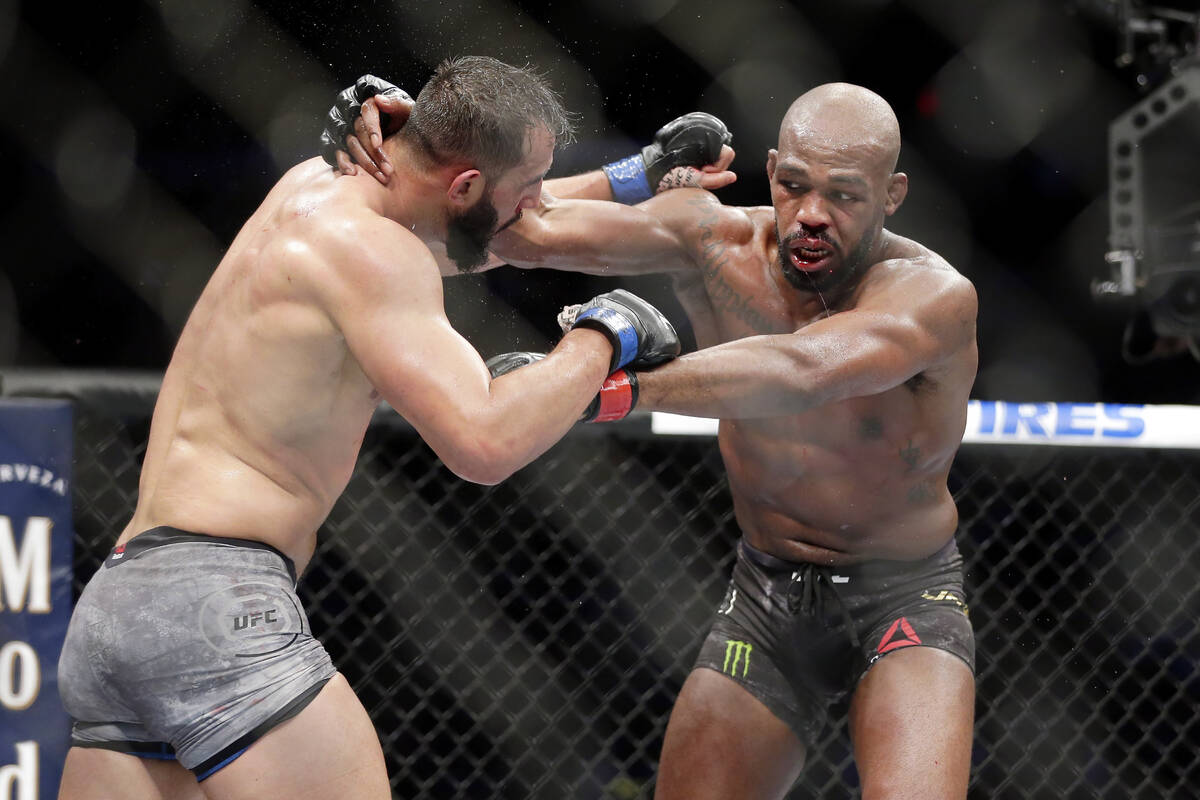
[557,289,680,373]
[601,112,732,204]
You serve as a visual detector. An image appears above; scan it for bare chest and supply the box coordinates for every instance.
[692,237,801,340]
[717,385,962,545]
[722,384,944,482]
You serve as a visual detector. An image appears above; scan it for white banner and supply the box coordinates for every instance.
[650,402,1200,449]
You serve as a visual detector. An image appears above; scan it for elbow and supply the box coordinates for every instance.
[439,435,522,486]
[490,225,553,269]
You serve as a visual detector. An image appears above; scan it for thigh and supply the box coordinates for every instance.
[58,747,204,800]
[198,673,390,800]
[654,668,806,800]
[849,647,974,800]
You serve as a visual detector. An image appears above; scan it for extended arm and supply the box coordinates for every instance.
[490,187,723,276]
[323,223,614,484]
[635,267,978,418]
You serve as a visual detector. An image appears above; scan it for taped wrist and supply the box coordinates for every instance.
[582,369,639,423]
[602,154,654,205]
[572,306,640,372]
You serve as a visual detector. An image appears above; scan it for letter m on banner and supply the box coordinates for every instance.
[0,517,52,612]
[0,399,74,800]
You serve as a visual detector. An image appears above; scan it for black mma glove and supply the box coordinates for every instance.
[485,351,639,424]
[319,75,412,167]
[557,288,680,373]
[601,112,732,204]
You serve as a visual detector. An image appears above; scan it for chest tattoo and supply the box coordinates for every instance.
[860,417,884,440]
[899,439,921,471]
[694,207,775,336]
[907,479,936,504]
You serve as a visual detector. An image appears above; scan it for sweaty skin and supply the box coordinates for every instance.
[117,128,614,576]
[326,79,976,800]
[496,84,978,566]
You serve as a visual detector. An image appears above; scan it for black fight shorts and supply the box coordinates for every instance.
[693,536,974,746]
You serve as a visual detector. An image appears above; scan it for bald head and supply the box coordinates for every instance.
[779,83,901,176]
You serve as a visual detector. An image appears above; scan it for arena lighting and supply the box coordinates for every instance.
[1093,1,1200,359]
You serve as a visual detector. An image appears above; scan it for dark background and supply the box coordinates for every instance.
[2,0,1198,403]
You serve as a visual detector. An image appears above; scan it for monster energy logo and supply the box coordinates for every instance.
[722,639,752,678]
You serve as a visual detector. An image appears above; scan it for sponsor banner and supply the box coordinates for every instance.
[650,402,1200,449]
[649,413,719,437]
[0,399,74,800]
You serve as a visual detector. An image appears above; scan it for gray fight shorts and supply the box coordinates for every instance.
[57,527,337,780]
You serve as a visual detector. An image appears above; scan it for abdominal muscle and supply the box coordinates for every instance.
[719,415,961,566]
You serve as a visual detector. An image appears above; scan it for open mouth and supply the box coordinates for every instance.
[788,239,834,272]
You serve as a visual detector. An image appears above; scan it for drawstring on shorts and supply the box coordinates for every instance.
[787,563,861,653]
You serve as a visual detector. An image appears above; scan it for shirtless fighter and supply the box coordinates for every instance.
[342,80,979,798]
[54,56,682,800]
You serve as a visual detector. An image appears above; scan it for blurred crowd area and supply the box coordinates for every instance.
[1,0,1198,403]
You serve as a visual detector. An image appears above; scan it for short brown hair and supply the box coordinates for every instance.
[402,56,575,177]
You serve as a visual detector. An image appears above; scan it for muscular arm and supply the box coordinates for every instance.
[537,140,735,201]
[636,265,978,418]
[488,188,723,276]
[542,171,618,201]
[322,219,613,484]
[429,184,688,277]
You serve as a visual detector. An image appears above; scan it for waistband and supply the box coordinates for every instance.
[107,526,297,584]
[737,535,958,578]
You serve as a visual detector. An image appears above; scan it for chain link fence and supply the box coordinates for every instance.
[50,386,1200,799]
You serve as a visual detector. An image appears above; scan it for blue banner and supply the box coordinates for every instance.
[651,403,1200,448]
[0,399,73,800]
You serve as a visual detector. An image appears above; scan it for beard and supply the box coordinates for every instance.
[445,194,501,274]
[777,225,875,295]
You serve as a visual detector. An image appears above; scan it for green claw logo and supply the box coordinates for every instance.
[723,639,752,678]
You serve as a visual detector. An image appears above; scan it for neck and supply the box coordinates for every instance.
[361,139,452,244]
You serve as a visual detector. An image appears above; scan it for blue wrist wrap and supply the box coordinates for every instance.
[575,306,639,370]
[602,154,654,205]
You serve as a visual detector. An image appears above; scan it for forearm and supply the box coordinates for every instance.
[543,171,613,202]
[634,336,831,419]
[468,330,611,480]
[492,195,691,275]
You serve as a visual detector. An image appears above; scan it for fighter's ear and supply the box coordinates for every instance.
[766,148,778,181]
[448,169,485,208]
[884,171,908,215]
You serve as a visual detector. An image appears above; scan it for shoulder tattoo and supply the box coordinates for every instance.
[691,202,774,335]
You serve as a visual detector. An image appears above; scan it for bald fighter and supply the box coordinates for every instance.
[343,80,978,798]
[55,56,680,800]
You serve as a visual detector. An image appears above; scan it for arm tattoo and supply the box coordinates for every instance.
[691,200,774,335]
[899,439,921,470]
[860,417,884,440]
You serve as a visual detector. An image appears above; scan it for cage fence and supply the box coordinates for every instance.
[54,388,1200,799]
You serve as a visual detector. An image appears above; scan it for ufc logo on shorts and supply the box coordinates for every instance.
[723,639,752,678]
[232,609,278,631]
